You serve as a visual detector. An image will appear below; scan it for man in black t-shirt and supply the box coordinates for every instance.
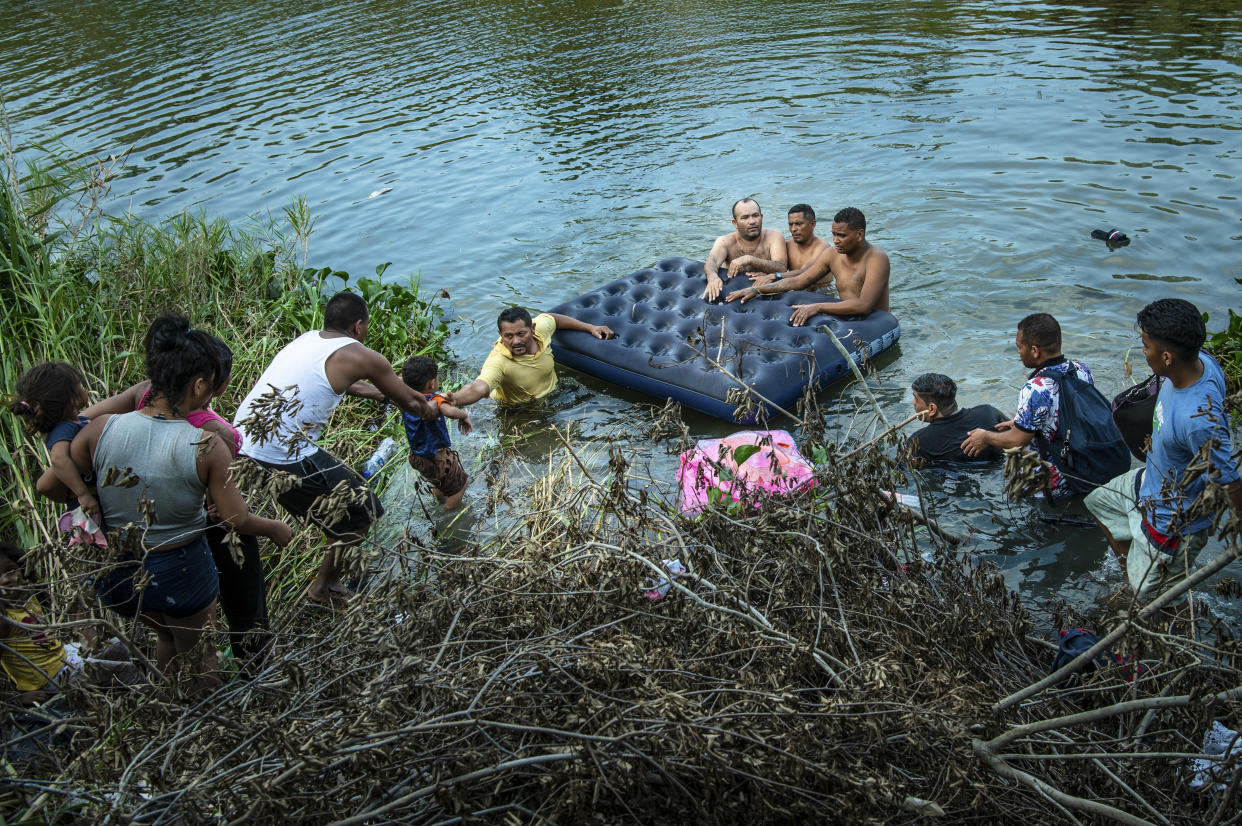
[905,373,1006,466]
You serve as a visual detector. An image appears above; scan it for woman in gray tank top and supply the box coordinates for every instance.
[72,315,292,692]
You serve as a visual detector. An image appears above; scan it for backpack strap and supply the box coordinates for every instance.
[1029,366,1063,451]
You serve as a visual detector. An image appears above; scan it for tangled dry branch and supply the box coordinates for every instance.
[3,411,1241,824]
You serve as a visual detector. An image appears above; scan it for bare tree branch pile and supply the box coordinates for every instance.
[4,426,1242,824]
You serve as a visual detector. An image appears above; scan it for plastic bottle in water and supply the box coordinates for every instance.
[361,437,399,479]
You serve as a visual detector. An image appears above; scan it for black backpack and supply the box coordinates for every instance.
[1034,365,1132,495]
[1111,374,1163,461]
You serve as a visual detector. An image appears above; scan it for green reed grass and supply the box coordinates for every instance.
[0,149,452,603]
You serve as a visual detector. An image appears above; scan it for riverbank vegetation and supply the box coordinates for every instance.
[4,153,1242,823]
[0,151,449,555]
[1207,292,1242,407]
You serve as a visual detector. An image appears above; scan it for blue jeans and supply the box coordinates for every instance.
[96,533,219,618]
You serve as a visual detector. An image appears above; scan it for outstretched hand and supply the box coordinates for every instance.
[268,520,295,548]
[960,428,990,458]
[701,277,723,302]
[589,324,614,340]
[789,303,825,326]
[725,287,758,304]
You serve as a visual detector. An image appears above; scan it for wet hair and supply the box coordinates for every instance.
[324,292,368,333]
[401,355,439,390]
[497,307,534,330]
[788,204,815,222]
[911,373,958,410]
[833,207,866,231]
[1017,313,1062,351]
[732,198,760,219]
[0,540,24,567]
[144,313,222,413]
[210,335,234,391]
[12,362,88,435]
[1137,298,1205,362]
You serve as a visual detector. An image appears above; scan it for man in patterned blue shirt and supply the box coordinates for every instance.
[961,313,1098,500]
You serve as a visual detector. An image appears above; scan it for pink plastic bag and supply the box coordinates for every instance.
[57,507,107,548]
[677,430,815,515]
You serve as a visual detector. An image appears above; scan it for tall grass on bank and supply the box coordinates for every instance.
[0,152,450,577]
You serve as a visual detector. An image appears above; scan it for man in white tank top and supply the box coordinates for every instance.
[233,292,437,604]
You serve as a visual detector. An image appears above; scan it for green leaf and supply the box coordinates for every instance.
[732,444,761,465]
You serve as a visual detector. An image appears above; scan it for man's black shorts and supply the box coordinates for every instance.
[252,449,383,541]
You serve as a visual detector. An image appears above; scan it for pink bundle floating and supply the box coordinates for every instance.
[677,430,815,515]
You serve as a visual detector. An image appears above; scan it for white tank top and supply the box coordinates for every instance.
[233,331,358,464]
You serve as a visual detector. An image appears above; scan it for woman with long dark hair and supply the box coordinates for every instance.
[72,314,292,690]
[84,334,274,674]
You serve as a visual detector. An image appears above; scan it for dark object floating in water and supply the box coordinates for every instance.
[1091,228,1130,247]
[548,257,901,423]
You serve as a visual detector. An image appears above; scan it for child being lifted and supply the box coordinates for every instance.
[401,356,473,510]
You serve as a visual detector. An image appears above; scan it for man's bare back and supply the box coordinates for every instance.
[701,198,787,301]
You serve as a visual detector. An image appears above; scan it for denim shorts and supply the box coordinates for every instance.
[95,533,219,619]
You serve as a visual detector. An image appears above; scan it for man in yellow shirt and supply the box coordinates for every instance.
[450,307,614,407]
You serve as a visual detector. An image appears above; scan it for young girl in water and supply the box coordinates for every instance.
[12,362,101,521]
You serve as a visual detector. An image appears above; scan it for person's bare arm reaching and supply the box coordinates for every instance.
[725,230,788,278]
[790,248,891,326]
[701,236,730,301]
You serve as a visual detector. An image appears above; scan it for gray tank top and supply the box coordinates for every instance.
[93,411,207,550]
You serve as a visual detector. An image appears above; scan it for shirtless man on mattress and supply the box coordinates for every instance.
[700,198,787,302]
[728,203,828,277]
[724,206,890,326]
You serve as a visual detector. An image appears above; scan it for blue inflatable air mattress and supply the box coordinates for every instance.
[548,257,900,422]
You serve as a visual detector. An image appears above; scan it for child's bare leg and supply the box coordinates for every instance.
[444,485,466,511]
[35,468,71,502]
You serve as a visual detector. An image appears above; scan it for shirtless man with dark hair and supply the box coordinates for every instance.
[724,206,890,326]
[700,198,787,302]
[727,203,828,279]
